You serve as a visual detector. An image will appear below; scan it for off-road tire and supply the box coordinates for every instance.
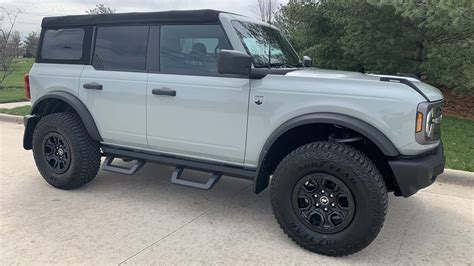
[271,141,388,256]
[32,112,101,190]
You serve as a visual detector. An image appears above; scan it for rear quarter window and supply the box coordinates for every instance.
[41,28,85,60]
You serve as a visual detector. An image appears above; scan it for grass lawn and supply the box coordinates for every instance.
[0,58,35,103]
[442,116,474,172]
[0,105,31,116]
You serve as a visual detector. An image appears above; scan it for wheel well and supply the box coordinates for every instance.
[257,123,397,193]
[24,94,102,150]
[32,98,76,116]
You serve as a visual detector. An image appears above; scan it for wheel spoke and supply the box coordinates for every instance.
[42,132,71,174]
[293,173,355,234]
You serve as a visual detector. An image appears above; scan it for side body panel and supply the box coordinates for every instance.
[244,75,436,168]
[146,74,250,165]
[28,63,84,103]
[79,66,148,148]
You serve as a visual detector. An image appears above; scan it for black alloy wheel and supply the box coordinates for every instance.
[292,173,355,234]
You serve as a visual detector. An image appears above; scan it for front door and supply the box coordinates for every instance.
[146,25,250,165]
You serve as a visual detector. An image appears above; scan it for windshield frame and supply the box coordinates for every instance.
[231,20,301,69]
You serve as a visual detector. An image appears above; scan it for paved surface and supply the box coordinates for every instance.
[0,101,30,109]
[1,121,473,264]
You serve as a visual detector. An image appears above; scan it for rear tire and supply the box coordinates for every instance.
[32,112,101,190]
[271,141,387,256]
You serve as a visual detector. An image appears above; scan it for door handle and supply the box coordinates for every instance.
[152,88,176,97]
[83,82,103,90]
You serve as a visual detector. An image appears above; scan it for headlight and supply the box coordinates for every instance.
[416,101,443,144]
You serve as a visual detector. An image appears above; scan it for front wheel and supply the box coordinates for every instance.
[271,142,387,256]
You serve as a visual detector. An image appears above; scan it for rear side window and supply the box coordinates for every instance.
[93,26,149,71]
[160,25,231,76]
[41,28,84,60]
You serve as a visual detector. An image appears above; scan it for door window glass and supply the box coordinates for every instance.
[160,25,231,76]
[93,26,149,71]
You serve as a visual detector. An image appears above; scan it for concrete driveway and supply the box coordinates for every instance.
[1,121,473,264]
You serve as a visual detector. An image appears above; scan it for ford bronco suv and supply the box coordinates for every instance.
[23,10,445,256]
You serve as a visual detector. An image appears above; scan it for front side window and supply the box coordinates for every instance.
[93,26,149,71]
[41,28,84,60]
[232,21,300,68]
[160,25,232,75]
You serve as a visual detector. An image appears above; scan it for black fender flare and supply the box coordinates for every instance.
[23,91,101,149]
[254,112,400,193]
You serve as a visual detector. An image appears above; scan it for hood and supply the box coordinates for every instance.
[286,68,443,102]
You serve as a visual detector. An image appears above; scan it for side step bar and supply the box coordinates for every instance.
[171,167,222,190]
[101,146,256,190]
[102,146,255,180]
[102,156,145,175]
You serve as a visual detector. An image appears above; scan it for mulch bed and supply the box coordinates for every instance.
[439,88,474,120]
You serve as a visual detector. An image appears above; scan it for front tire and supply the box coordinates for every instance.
[271,141,387,256]
[32,112,101,190]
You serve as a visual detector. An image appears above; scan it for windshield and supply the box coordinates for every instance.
[232,21,301,68]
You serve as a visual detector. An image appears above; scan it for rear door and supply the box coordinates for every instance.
[79,26,149,148]
[146,25,250,165]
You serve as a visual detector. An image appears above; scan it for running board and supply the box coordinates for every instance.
[171,167,222,190]
[102,156,145,175]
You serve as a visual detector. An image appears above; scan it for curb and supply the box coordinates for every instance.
[437,169,474,187]
[0,114,23,124]
[0,113,472,187]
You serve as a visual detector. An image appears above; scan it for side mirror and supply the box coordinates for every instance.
[218,50,252,76]
[303,56,313,67]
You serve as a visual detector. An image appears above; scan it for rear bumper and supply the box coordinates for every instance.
[388,143,445,197]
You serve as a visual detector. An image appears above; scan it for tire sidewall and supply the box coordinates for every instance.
[33,114,83,188]
[272,144,385,251]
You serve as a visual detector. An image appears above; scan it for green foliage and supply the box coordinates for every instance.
[23,31,39,58]
[275,0,474,94]
[86,4,115,15]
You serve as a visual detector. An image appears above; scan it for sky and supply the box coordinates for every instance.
[1,0,286,38]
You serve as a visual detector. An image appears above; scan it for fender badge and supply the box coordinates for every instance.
[254,96,264,106]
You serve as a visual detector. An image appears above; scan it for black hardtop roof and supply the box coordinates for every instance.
[41,9,230,28]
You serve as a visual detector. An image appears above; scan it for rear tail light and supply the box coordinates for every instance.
[24,74,31,100]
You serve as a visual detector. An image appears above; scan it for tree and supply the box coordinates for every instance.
[0,7,22,88]
[86,4,115,15]
[275,0,474,94]
[254,0,280,24]
[10,31,22,57]
[23,31,39,58]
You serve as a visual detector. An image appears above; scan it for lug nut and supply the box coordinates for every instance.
[324,207,328,212]
[315,203,320,207]
[321,190,325,194]
[314,194,318,198]
[331,203,336,207]
[330,194,334,198]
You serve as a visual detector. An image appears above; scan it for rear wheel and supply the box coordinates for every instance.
[271,141,387,256]
[32,112,101,190]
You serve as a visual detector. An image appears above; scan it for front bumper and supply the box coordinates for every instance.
[388,143,445,197]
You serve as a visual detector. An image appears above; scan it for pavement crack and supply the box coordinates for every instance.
[118,184,252,265]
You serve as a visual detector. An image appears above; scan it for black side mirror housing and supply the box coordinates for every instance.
[303,56,313,67]
[218,50,252,76]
